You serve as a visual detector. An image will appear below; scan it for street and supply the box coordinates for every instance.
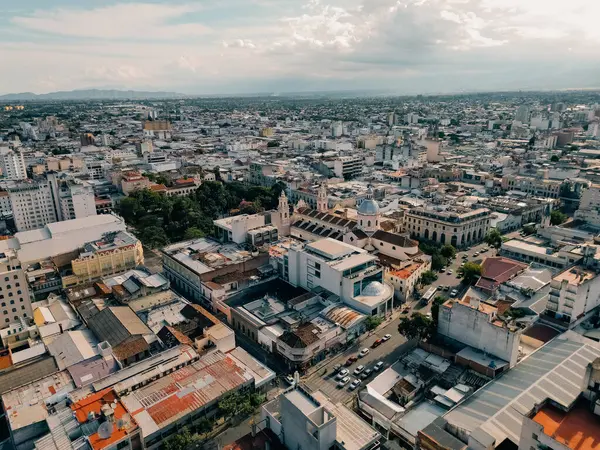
[303,315,416,404]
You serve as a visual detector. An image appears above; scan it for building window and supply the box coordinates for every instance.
[3,277,7,282]
[13,275,17,280]
[21,306,25,310]
[9,300,14,305]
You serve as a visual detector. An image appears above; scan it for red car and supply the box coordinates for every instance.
[345,356,358,366]
[372,339,383,348]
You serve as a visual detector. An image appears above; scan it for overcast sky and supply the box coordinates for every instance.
[2,0,599,95]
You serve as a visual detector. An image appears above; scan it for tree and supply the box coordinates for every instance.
[459,262,482,285]
[550,210,567,226]
[184,227,205,240]
[485,228,503,249]
[550,155,559,162]
[137,226,169,249]
[164,426,197,450]
[365,315,383,331]
[267,141,280,147]
[522,224,536,235]
[398,313,434,341]
[420,270,438,286]
[431,254,448,271]
[430,296,446,328]
[440,244,456,259]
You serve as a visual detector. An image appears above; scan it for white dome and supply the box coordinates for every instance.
[358,199,380,216]
[362,281,387,297]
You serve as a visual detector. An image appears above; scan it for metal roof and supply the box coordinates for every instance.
[444,332,600,447]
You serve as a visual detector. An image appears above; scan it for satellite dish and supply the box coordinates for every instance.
[98,422,114,440]
[117,419,125,430]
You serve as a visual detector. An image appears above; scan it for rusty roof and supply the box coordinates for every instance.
[121,351,253,436]
[533,402,600,450]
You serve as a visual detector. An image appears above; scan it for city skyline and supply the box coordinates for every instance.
[2,0,600,95]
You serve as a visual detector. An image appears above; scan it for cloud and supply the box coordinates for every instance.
[1,0,599,94]
[11,3,209,40]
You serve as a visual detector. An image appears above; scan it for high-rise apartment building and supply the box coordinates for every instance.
[515,105,530,122]
[7,175,96,232]
[0,250,33,326]
[0,147,27,181]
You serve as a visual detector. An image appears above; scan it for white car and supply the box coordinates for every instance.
[335,369,349,380]
[373,361,384,371]
[382,334,392,341]
[349,379,362,390]
[450,289,458,297]
[285,375,295,385]
[353,365,365,375]
[447,269,453,275]
[359,348,370,357]
[337,376,350,387]
[473,252,479,257]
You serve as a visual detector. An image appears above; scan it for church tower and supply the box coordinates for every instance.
[277,190,291,236]
[357,186,380,236]
[317,184,328,213]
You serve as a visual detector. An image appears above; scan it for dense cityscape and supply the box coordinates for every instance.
[0,89,599,450]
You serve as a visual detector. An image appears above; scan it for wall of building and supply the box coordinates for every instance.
[438,302,520,367]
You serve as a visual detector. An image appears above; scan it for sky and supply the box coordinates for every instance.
[1,0,599,95]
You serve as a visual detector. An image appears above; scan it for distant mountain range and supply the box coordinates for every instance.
[0,89,185,101]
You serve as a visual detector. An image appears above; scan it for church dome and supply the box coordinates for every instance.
[362,281,387,297]
[358,198,380,216]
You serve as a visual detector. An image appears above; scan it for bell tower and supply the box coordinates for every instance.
[317,184,328,212]
[276,190,291,236]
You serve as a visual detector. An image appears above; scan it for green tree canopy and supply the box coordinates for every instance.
[420,270,438,286]
[550,210,568,225]
[485,228,503,249]
[550,155,559,162]
[164,426,197,450]
[440,244,457,259]
[398,313,434,341]
[365,315,383,331]
[459,262,482,285]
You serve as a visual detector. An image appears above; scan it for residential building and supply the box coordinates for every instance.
[261,386,380,450]
[386,258,432,301]
[287,238,394,316]
[62,231,144,287]
[7,179,57,231]
[0,147,26,180]
[404,206,491,248]
[0,250,32,328]
[333,155,363,179]
[545,258,600,328]
[575,184,600,227]
[47,173,97,222]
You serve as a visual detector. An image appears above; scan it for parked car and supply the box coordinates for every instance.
[333,364,342,373]
[447,269,453,275]
[442,285,449,291]
[402,306,411,314]
[438,268,446,273]
[335,368,349,380]
[345,356,358,366]
[462,254,469,259]
[359,348,370,357]
[353,365,365,375]
[481,248,489,253]
[360,369,372,380]
[473,252,479,257]
[285,375,295,385]
[373,361,384,371]
[337,376,350,388]
[450,289,458,297]
[349,379,362,390]
[382,334,392,341]
[372,339,383,348]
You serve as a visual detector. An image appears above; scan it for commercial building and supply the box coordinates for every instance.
[386,259,432,301]
[404,206,491,248]
[500,239,583,272]
[502,174,562,199]
[0,147,26,180]
[287,238,393,316]
[142,120,172,139]
[119,171,151,196]
[419,332,600,450]
[62,231,144,287]
[438,296,521,369]
[0,214,127,268]
[87,306,160,366]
